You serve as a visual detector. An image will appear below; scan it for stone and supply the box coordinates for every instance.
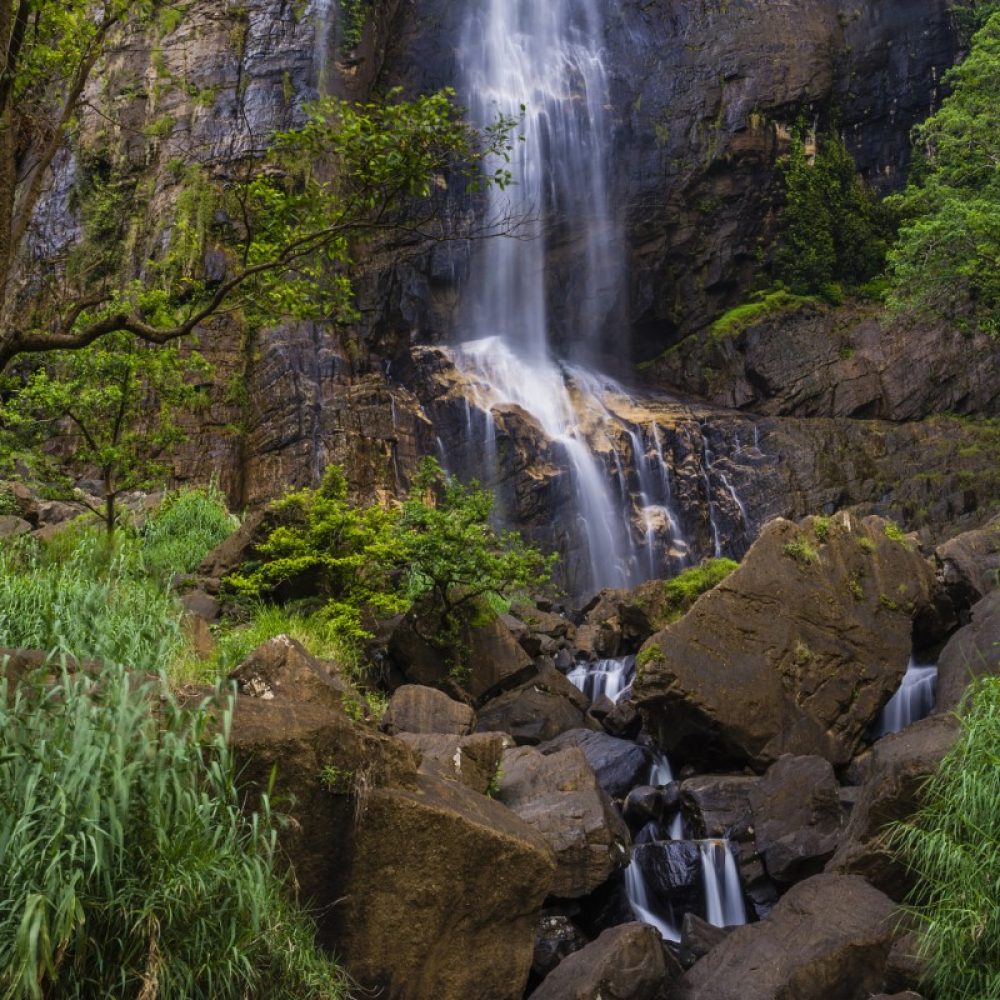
[539,729,650,799]
[749,755,844,883]
[390,614,535,703]
[937,590,1000,712]
[673,874,898,1000]
[35,499,78,525]
[383,684,475,736]
[531,915,589,984]
[197,509,267,586]
[622,785,668,831]
[182,613,216,660]
[228,636,360,717]
[680,775,757,841]
[884,931,924,994]
[527,922,676,1000]
[179,589,220,623]
[936,518,1000,608]
[498,745,630,898]
[396,731,509,794]
[0,515,31,538]
[678,913,731,969]
[476,668,596,746]
[828,714,959,900]
[635,515,937,768]
[634,840,703,913]
[602,698,642,740]
[0,481,38,523]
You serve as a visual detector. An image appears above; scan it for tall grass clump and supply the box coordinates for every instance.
[0,663,353,999]
[0,531,185,671]
[141,484,239,577]
[890,676,1000,999]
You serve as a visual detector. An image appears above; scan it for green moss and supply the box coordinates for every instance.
[793,640,813,666]
[848,574,865,601]
[857,536,876,553]
[880,594,900,612]
[812,515,832,543]
[662,558,739,620]
[883,520,913,548]
[709,289,817,343]
[783,538,820,566]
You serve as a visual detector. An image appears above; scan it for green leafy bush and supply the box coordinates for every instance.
[662,558,739,620]
[891,676,1000,999]
[141,483,239,577]
[0,664,351,999]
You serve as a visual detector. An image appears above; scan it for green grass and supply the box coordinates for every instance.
[662,558,739,621]
[890,677,1000,999]
[709,289,817,343]
[0,487,237,674]
[0,663,352,999]
[782,538,820,566]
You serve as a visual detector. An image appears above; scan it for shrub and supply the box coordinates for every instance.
[709,289,816,342]
[141,484,239,577]
[890,677,1000,999]
[0,664,352,999]
[782,538,820,566]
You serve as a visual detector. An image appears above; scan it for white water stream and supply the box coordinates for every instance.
[871,658,938,738]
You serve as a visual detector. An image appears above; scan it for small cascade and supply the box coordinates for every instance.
[624,862,681,943]
[567,655,635,704]
[648,751,674,787]
[699,840,748,928]
[872,658,938,738]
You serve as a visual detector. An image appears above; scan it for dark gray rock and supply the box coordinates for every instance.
[678,913,732,969]
[532,915,588,984]
[634,841,702,913]
[937,591,1000,712]
[539,729,651,799]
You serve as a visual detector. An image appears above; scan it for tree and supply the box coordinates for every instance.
[773,127,893,297]
[0,331,207,533]
[0,2,518,372]
[886,12,1000,334]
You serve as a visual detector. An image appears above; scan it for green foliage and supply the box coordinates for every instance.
[812,515,832,542]
[636,644,665,672]
[782,538,820,565]
[953,0,1000,37]
[0,663,351,999]
[661,558,739,620]
[890,676,1000,999]
[773,128,895,295]
[338,0,369,52]
[141,483,239,577]
[709,289,817,341]
[229,459,553,671]
[0,489,235,673]
[0,333,209,533]
[887,13,1000,334]
[883,519,909,544]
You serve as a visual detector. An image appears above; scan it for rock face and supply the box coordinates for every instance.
[936,520,1000,609]
[673,874,898,1000]
[539,729,651,799]
[527,922,676,1000]
[397,731,508,794]
[828,714,959,899]
[383,684,475,735]
[498,746,630,899]
[635,514,936,768]
[937,591,1000,712]
[749,756,844,884]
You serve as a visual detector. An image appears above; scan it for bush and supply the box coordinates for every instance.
[662,558,739,620]
[141,484,239,577]
[890,677,1000,999]
[0,664,352,999]
[709,289,816,342]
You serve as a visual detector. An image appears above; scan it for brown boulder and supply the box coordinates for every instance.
[228,635,361,717]
[383,683,475,735]
[397,730,509,794]
[476,667,597,745]
[0,515,31,538]
[936,590,1000,712]
[673,873,897,1000]
[527,922,676,1000]
[334,772,555,1000]
[539,729,651,799]
[197,508,267,585]
[827,713,958,899]
[635,515,935,768]
[936,518,1000,608]
[749,755,844,884]
[498,745,630,898]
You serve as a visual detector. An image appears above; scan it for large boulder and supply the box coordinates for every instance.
[228,635,361,716]
[936,590,1000,712]
[635,515,936,768]
[397,731,509,794]
[476,667,597,745]
[827,714,958,899]
[749,755,844,884]
[232,675,555,1000]
[539,729,651,799]
[527,922,676,1000]
[383,683,475,735]
[390,613,535,702]
[498,745,630,898]
[680,775,757,841]
[634,840,703,914]
[673,873,897,1000]
[936,518,1000,609]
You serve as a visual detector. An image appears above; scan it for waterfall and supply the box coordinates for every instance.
[624,862,681,943]
[699,840,747,928]
[567,655,635,704]
[871,658,938,738]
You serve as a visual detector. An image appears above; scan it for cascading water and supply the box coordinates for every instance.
[871,658,938,738]
[567,655,635,704]
[699,840,748,928]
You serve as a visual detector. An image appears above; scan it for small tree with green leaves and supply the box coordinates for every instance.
[0,331,208,534]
